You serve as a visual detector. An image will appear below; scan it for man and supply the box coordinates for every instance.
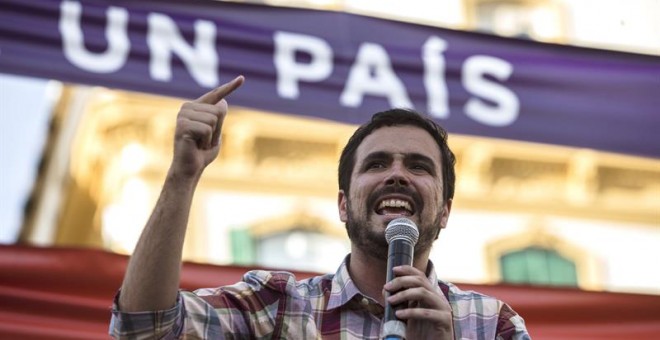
[110,76,530,339]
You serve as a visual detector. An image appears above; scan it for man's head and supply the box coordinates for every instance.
[337,109,456,259]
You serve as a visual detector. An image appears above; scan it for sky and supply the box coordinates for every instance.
[0,73,53,243]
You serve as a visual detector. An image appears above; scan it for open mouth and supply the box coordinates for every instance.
[375,198,414,216]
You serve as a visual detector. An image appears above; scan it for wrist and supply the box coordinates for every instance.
[166,166,202,188]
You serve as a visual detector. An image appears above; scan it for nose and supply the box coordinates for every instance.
[384,162,410,187]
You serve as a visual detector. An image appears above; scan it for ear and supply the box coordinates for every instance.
[439,199,452,229]
[338,190,348,222]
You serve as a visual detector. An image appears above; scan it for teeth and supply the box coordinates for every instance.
[378,199,412,212]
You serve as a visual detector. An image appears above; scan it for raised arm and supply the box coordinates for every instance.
[118,76,244,312]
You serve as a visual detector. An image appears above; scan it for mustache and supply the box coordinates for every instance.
[366,185,423,213]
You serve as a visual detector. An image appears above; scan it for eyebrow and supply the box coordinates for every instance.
[362,151,391,162]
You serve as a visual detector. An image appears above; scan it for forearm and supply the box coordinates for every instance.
[118,170,199,312]
[116,75,244,313]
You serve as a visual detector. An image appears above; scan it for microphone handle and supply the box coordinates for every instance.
[382,238,414,339]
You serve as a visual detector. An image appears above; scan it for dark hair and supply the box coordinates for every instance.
[338,108,456,202]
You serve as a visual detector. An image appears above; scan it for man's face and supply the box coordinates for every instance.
[338,125,451,259]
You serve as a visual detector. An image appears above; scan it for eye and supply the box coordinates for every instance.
[410,163,431,173]
[366,161,386,170]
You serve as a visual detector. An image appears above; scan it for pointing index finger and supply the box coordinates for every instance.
[195,75,245,104]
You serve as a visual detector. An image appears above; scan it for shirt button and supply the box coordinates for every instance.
[361,297,369,306]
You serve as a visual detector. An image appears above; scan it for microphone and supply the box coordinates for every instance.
[381,217,419,340]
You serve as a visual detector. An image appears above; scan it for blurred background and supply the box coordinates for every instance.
[1,0,659,300]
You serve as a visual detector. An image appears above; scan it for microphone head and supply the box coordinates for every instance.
[385,218,419,245]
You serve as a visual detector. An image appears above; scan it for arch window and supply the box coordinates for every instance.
[500,246,578,286]
[485,219,601,290]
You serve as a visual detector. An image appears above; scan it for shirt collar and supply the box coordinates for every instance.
[327,255,443,310]
[327,255,361,310]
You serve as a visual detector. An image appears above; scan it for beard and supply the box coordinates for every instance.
[344,186,442,261]
[345,199,390,260]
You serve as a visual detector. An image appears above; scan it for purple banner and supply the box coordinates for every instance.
[1,0,659,157]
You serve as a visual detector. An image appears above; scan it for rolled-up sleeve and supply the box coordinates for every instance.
[496,303,531,340]
[110,290,224,339]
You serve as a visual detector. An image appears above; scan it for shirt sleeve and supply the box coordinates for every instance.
[109,271,296,339]
[496,303,532,340]
[109,290,224,339]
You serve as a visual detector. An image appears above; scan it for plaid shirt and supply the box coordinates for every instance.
[110,258,530,339]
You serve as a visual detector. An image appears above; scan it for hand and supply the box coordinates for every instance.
[171,76,244,179]
[384,265,454,340]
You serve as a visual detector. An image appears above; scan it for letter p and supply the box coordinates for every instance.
[273,31,333,99]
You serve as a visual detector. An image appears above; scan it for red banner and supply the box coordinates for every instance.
[1,245,659,339]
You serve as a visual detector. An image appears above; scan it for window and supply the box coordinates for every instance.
[230,228,256,265]
[485,219,601,290]
[228,211,350,272]
[500,246,578,286]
